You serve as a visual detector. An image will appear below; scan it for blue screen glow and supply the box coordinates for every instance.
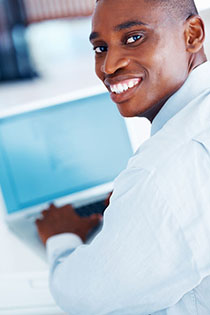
[0,93,133,214]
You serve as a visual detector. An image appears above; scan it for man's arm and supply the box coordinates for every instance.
[36,168,205,315]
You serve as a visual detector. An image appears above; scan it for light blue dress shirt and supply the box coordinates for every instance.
[47,61,210,315]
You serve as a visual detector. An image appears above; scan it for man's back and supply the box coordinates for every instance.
[125,61,210,314]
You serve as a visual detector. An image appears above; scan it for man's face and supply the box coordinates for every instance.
[90,0,190,119]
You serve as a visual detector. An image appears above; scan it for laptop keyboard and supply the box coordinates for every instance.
[25,199,107,223]
[75,199,106,217]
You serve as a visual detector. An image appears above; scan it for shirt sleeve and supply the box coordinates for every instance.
[47,167,205,315]
[46,233,83,265]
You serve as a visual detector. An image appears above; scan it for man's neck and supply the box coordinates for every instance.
[141,51,208,123]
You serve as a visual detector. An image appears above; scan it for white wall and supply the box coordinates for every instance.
[195,0,210,11]
[200,9,210,59]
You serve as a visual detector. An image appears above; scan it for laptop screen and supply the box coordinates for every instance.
[0,92,133,214]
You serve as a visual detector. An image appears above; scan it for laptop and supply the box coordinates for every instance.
[0,86,134,260]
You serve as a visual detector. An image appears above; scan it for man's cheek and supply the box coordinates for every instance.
[95,62,103,78]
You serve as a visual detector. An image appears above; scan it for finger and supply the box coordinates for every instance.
[90,213,103,220]
[49,203,57,210]
[88,214,103,228]
[60,204,74,211]
[41,209,50,218]
[35,218,42,226]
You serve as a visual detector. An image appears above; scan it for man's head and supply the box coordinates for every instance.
[139,0,198,21]
[90,0,207,121]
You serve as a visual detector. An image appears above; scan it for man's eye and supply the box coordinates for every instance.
[94,46,107,54]
[126,35,142,44]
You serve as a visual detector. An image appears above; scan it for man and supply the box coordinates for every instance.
[36,0,210,314]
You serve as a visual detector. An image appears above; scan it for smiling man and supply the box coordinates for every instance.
[36,0,210,314]
[90,0,206,120]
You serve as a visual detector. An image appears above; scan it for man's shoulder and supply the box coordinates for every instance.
[128,126,210,178]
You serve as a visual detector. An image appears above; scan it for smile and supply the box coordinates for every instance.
[110,78,141,94]
[108,77,142,104]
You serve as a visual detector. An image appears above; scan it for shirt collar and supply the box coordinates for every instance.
[151,61,210,136]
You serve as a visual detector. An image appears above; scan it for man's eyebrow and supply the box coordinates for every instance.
[89,20,148,42]
[114,20,148,31]
[89,32,99,42]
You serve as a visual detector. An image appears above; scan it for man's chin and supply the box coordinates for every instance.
[116,102,147,118]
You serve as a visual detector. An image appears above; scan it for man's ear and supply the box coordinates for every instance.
[184,15,205,53]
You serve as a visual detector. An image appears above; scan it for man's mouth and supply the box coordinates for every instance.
[110,78,140,94]
[106,77,142,103]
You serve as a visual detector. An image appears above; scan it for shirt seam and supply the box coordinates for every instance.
[191,289,198,315]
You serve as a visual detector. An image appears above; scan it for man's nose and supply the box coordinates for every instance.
[101,49,130,74]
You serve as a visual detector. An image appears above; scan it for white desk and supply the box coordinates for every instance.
[0,198,67,314]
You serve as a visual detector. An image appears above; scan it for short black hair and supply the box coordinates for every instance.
[96,0,198,21]
[144,0,198,20]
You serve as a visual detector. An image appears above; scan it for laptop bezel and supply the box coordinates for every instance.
[0,86,135,222]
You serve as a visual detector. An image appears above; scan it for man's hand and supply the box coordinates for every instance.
[35,204,102,245]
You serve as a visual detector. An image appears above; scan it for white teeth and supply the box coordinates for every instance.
[110,79,140,94]
[123,83,129,91]
[114,84,120,94]
[118,84,124,93]
[128,81,134,88]
[110,86,115,93]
